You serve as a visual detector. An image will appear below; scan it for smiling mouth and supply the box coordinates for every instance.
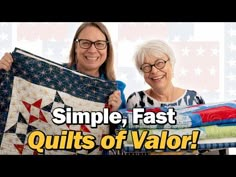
[151,75,165,81]
[85,56,98,61]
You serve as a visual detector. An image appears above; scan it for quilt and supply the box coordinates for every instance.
[121,137,236,154]
[0,48,117,155]
[121,141,236,155]
[122,101,236,129]
[124,124,236,144]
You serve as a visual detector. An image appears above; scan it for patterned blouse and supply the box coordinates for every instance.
[126,89,205,109]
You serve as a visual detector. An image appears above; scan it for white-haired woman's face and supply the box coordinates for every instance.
[141,53,173,90]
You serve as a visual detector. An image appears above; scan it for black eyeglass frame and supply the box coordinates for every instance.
[140,58,169,73]
[75,39,109,50]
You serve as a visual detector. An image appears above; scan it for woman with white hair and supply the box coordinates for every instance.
[127,40,205,109]
[126,40,228,155]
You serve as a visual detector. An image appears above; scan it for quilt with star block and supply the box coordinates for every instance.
[0,48,117,155]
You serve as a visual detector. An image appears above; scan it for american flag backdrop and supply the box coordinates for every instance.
[115,22,232,103]
[0,22,232,103]
[224,23,236,101]
[1,22,235,106]
[0,22,236,154]
[0,23,12,56]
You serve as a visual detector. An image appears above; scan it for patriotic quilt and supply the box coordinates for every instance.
[122,101,236,129]
[118,124,236,154]
[124,124,236,144]
[0,48,117,155]
[117,101,236,154]
[121,138,236,155]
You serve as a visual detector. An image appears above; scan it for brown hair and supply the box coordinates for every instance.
[68,22,116,81]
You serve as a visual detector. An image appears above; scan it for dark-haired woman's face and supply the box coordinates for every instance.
[75,26,107,77]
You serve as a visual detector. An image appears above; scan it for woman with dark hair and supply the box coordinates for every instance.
[0,22,126,136]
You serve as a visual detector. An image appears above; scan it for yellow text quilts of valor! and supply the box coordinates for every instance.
[27,129,200,153]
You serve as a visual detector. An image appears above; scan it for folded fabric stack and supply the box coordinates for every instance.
[118,100,236,155]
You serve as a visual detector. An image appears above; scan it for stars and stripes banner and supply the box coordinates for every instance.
[0,48,117,155]
[115,23,230,103]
